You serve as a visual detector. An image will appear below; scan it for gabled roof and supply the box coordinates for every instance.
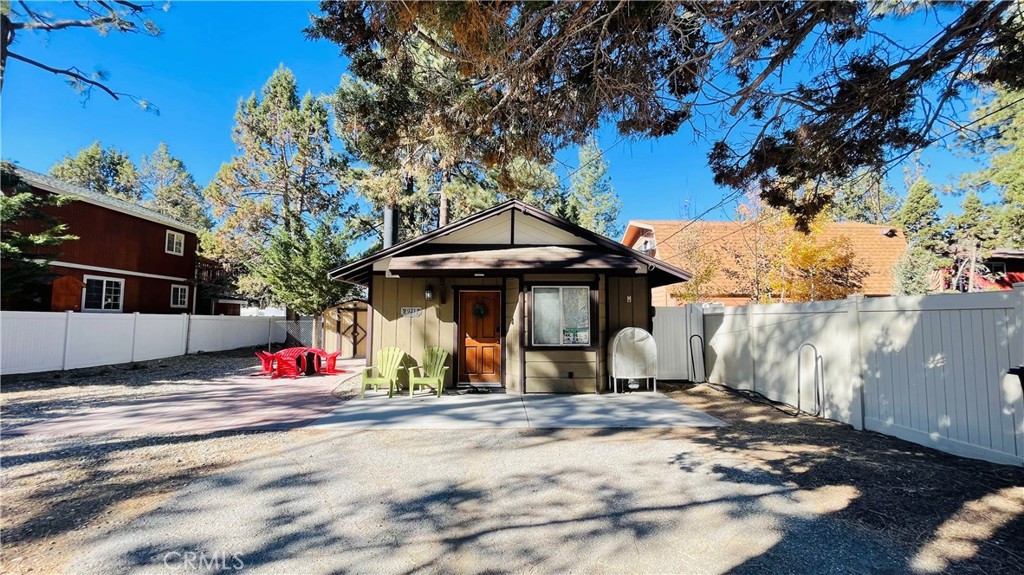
[330,200,692,287]
[623,219,907,298]
[11,167,202,234]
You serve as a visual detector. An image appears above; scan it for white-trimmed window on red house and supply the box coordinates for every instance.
[171,284,189,308]
[165,230,185,256]
[83,276,124,312]
[532,286,591,346]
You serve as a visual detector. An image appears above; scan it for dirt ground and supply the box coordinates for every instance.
[1,351,1022,574]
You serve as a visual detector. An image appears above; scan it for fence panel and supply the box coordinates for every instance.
[1,312,289,375]
[64,313,135,369]
[188,316,284,353]
[0,311,69,374]
[134,314,188,361]
[703,307,753,389]
[858,291,1023,466]
[653,306,706,380]
[697,287,1023,466]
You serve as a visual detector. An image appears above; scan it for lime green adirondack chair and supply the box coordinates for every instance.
[361,347,406,398]
[408,347,450,398]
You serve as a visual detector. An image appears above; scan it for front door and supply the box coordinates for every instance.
[459,290,502,384]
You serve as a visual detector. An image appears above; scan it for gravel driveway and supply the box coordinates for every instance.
[70,427,906,575]
[3,350,1022,574]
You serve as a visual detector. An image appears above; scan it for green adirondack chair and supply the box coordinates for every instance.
[408,347,450,398]
[361,347,406,398]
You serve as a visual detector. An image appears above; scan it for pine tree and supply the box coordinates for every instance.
[1,162,77,308]
[255,214,356,316]
[50,141,142,201]
[894,179,947,257]
[568,137,622,238]
[828,169,902,224]
[892,246,938,295]
[204,66,350,302]
[139,143,212,230]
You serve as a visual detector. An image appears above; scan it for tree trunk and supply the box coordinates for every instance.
[382,205,398,249]
[439,172,451,228]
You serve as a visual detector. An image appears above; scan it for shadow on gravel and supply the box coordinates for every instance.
[664,382,1024,575]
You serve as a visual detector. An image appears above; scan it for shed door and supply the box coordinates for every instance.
[459,291,502,383]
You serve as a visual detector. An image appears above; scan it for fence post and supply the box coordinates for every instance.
[846,294,865,430]
[181,313,190,355]
[62,310,73,371]
[130,312,140,362]
[746,303,757,392]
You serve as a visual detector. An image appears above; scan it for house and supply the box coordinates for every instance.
[961,248,1024,291]
[5,168,204,314]
[329,200,691,393]
[621,220,907,306]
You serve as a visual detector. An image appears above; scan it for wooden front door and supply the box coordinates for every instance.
[459,291,502,384]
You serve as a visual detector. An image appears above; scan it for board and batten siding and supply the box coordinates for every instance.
[369,275,503,389]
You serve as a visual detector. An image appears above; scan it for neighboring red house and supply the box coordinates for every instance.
[962,249,1024,291]
[621,219,908,306]
[8,167,203,314]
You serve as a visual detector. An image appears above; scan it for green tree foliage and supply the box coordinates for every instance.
[894,179,947,258]
[139,143,212,230]
[568,137,623,238]
[1,1,162,108]
[204,65,350,302]
[50,141,141,201]
[960,85,1024,249]
[892,246,938,296]
[1,162,77,308]
[828,169,902,225]
[308,1,1023,228]
[254,214,356,316]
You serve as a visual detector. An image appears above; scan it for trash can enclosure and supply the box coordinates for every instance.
[608,327,658,392]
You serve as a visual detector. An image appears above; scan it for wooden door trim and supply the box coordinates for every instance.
[452,287,505,387]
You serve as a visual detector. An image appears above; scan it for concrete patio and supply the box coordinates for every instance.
[304,391,725,430]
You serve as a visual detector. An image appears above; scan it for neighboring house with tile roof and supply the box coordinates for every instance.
[621,219,908,306]
[4,167,212,314]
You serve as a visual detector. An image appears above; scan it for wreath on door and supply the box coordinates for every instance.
[472,302,489,319]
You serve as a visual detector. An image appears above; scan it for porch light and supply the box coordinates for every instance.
[424,285,434,302]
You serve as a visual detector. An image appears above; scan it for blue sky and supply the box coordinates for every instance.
[1,1,990,228]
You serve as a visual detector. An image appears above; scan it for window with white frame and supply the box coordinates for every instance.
[989,261,1007,277]
[82,276,124,312]
[165,230,185,256]
[171,284,189,308]
[532,286,591,346]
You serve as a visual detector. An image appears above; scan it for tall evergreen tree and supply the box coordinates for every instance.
[828,169,902,225]
[139,143,212,230]
[894,179,946,257]
[204,66,350,302]
[50,141,141,201]
[1,162,77,308]
[568,137,622,238]
[255,214,356,317]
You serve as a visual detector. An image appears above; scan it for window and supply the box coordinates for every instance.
[989,262,1007,277]
[532,286,591,346]
[165,230,185,256]
[171,284,189,308]
[82,276,124,312]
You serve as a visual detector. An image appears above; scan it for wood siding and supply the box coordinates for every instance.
[40,197,198,279]
[49,265,193,314]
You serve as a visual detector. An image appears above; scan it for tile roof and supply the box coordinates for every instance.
[626,219,907,300]
[12,167,202,234]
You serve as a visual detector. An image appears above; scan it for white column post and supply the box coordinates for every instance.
[130,312,140,362]
[846,294,865,430]
[181,313,190,355]
[746,303,757,392]
[62,310,74,371]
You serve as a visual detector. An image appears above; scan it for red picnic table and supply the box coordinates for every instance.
[255,347,347,379]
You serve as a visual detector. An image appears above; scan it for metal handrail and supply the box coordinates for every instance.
[689,334,707,383]
[797,342,824,417]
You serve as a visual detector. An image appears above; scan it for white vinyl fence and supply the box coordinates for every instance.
[665,284,1024,466]
[0,312,287,375]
